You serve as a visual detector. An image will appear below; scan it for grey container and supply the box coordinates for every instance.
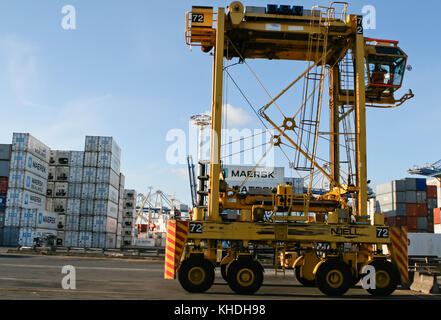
[0,227,3,246]
[377,202,406,217]
[405,191,417,203]
[2,226,19,246]
[376,192,405,204]
[416,191,427,204]
[405,178,417,191]
[376,180,405,195]
[0,144,11,160]
[0,160,10,177]
[427,198,438,209]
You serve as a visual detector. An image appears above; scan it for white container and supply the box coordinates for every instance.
[52,198,67,214]
[20,208,37,227]
[46,182,54,197]
[12,133,51,163]
[79,216,93,231]
[92,216,117,233]
[69,167,83,183]
[135,238,155,247]
[8,170,48,196]
[84,152,98,167]
[55,167,69,181]
[82,167,97,183]
[95,184,119,204]
[55,151,71,166]
[123,189,136,199]
[67,183,82,198]
[49,150,56,165]
[123,199,136,209]
[79,231,92,248]
[96,168,120,189]
[64,231,79,247]
[80,199,94,215]
[85,136,99,152]
[18,227,35,246]
[6,188,46,210]
[57,231,65,246]
[408,233,441,258]
[36,210,58,229]
[67,199,81,215]
[81,183,95,199]
[92,232,105,248]
[435,224,441,234]
[65,215,80,231]
[48,166,55,181]
[54,182,68,197]
[116,236,121,249]
[94,200,118,218]
[105,233,117,249]
[70,151,84,167]
[58,214,66,230]
[4,207,21,227]
[10,151,49,179]
[97,152,120,174]
[98,137,121,158]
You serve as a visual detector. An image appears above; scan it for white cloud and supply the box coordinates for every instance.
[0,34,41,107]
[171,167,189,180]
[204,104,252,128]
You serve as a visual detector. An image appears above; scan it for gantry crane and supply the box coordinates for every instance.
[165,2,413,297]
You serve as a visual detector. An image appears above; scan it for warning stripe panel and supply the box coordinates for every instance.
[389,226,409,283]
[164,220,189,280]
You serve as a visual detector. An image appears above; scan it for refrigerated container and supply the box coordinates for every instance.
[67,183,82,198]
[69,167,83,183]
[10,151,49,179]
[84,152,98,167]
[80,199,94,215]
[6,188,46,210]
[55,166,69,181]
[67,199,81,215]
[97,152,120,174]
[85,136,99,152]
[70,151,84,167]
[54,182,68,197]
[94,200,118,218]
[96,168,120,189]
[81,183,95,199]
[12,133,50,163]
[82,167,97,183]
[95,184,119,204]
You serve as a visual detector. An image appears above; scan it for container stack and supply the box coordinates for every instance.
[376,178,433,233]
[0,144,12,245]
[86,136,121,249]
[4,133,58,246]
[116,173,125,249]
[121,189,137,247]
[47,150,75,246]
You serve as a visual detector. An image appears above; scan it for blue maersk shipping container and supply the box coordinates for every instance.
[415,178,427,191]
[2,226,19,246]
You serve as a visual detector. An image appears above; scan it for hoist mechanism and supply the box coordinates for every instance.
[167,2,413,297]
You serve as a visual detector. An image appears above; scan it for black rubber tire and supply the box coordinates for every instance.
[315,259,352,296]
[178,257,215,293]
[365,260,398,296]
[226,259,264,295]
[295,266,316,287]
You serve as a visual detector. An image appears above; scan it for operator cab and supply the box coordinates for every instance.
[365,38,408,99]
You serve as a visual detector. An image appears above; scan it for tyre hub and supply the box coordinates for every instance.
[326,270,344,288]
[188,266,206,285]
[237,268,255,287]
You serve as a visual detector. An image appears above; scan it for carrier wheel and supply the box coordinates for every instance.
[178,257,215,293]
[295,266,316,286]
[365,260,398,296]
[315,259,352,296]
[226,258,263,295]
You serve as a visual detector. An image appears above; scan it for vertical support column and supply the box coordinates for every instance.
[329,66,340,187]
[353,15,367,216]
[207,8,225,222]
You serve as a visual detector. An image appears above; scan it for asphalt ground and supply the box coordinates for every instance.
[0,252,439,300]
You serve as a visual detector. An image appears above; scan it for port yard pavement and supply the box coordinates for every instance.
[0,252,439,300]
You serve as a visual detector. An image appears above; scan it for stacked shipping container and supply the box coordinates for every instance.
[376,178,434,233]
[4,133,58,246]
[0,144,12,245]
[121,189,137,247]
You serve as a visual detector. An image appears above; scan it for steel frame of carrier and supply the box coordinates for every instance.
[164,1,413,297]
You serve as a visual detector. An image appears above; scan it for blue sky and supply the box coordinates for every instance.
[0,0,440,205]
